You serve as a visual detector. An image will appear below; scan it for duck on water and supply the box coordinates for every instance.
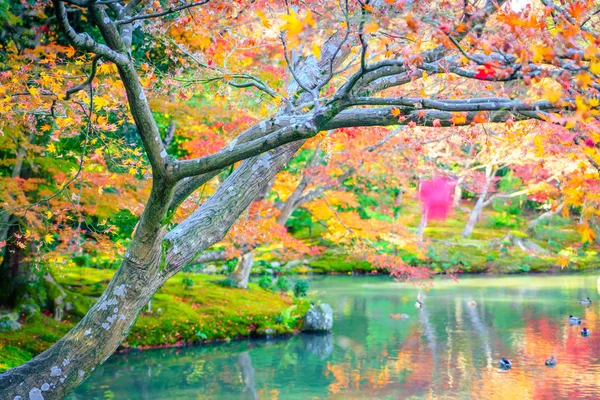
[545,356,557,367]
[498,358,512,370]
[569,315,581,325]
[579,297,592,306]
[582,327,591,337]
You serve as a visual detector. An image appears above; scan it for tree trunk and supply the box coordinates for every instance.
[461,196,485,238]
[0,135,31,307]
[453,180,463,209]
[230,252,254,289]
[462,167,493,238]
[0,221,29,308]
[43,273,67,322]
[417,210,428,241]
[0,256,165,399]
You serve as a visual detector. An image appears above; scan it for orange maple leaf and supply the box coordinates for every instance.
[557,256,570,269]
[451,112,467,125]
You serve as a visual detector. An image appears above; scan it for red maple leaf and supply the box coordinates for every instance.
[474,63,496,79]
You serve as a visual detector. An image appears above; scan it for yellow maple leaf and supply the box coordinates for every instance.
[44,233,54,244]
[41,124,52,132]
[590,59,600,75]
[530,44,553,63]
[576,223,596,243]
[255,10,272,28]
[304,10,316,27]
[311,42,321,59]
[47,143,57,153]
[543,85,562,103]
[390,107,401,117]
[364,22,379,34]
[281,10,304,38]
[576,72,593,89]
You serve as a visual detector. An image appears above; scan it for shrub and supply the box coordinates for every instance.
[275,276,291,292]
[519,263,531,272]
[182,276,194,290]
[487,212,520,229]
[225,258,238,274]
[258,274,273,290]
[293,280,309,297]
[219,277,237,288]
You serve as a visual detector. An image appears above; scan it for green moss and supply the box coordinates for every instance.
[0,267,307,372]
[0,345,34,372]
[0,315,72,372]
[308,251,372,273]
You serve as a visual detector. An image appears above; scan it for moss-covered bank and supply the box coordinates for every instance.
[0,267,310,373]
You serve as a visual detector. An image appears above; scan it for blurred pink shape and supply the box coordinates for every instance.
[419,178,455,220]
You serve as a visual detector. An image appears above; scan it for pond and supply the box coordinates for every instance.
[69,273,600,399]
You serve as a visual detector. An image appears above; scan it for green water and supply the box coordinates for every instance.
[69,274,600,399]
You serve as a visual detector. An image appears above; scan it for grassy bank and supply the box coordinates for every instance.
[0,267,310,373]
[248,200,598,275]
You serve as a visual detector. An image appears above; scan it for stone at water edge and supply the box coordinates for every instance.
[302,303,333,332]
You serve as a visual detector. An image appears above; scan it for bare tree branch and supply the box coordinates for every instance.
[53,0,128,65]
[116,0,210,26]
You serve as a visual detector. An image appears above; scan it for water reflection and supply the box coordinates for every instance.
[70,274,600,399]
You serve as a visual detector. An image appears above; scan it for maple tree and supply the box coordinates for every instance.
[2,0,600,398]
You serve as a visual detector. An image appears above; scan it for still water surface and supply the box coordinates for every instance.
[70,274,600,399]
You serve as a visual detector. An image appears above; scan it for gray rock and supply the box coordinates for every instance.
[263,328,275,339]
[270,261,281,268]
[302,303,333,332]
[201,265,217,275]
[284,260,303,270]
[0,318,22,332]
[265,268,274,275]
[65,302,74,312]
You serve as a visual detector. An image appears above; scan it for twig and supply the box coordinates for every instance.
[66,55,101,100]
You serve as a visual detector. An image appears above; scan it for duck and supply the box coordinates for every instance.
[498,357,512,370]
[569,315,582,325]
[578,297,592,306]
[581,327,591,337]
[545,356,557,367]
[468,300,477,307]
[390,313,410,320]
[415,300,423,309]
